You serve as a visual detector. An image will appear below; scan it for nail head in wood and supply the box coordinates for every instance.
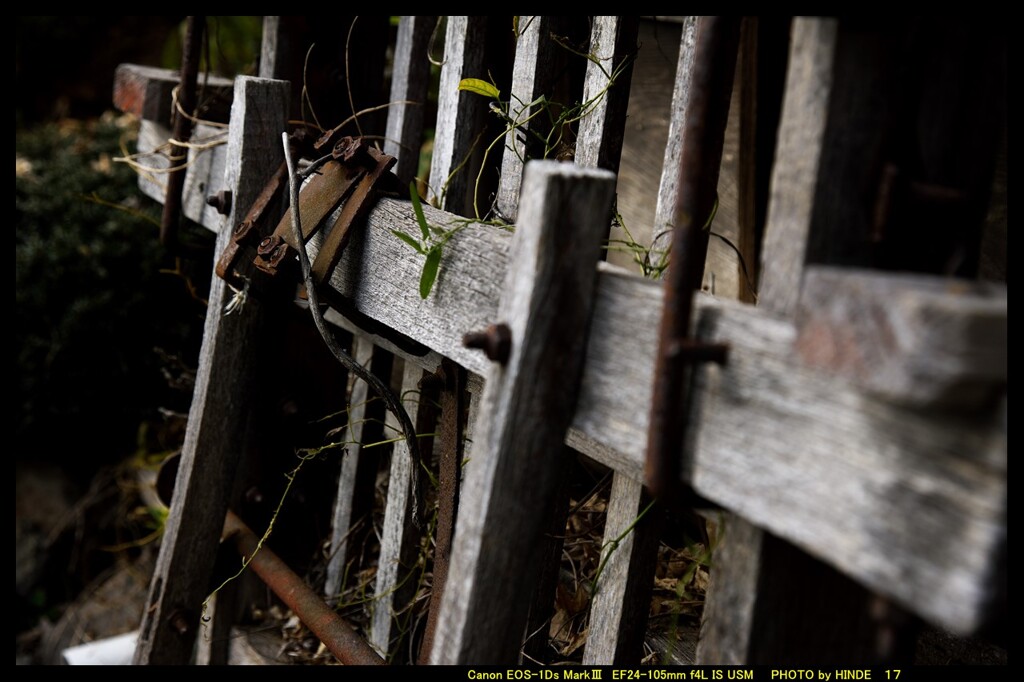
[462,323,512,365]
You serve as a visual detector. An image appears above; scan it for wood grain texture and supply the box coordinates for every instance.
[757,17,837,318]
[650,16,698,261]
[133,77,289,665]
[796,266,1007,408]
[370,361,433,658]
[137,120,229,232]
[495,16,556,223]
[574,16,639,177]
[114,63,234,126]
[428,16,490,216]
[430,162,617,663]
[582,474,660,665]
[385,16,436,186]
[132,73,1005,635]
[324,334,377,600]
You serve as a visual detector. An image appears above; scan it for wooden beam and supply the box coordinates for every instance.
[796,266,1007,408]
[132,76,290,665]
[430,162,617,663]
[114,64,234,127]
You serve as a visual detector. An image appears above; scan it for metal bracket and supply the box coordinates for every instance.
[215,136,398,289]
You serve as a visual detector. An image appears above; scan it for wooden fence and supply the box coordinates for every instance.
[114,16,1006,665]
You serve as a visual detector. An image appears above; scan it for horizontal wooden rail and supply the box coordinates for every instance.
[131,114,1005,635]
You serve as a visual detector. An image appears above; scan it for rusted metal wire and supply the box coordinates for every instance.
[645,16,741,500]
[160,15,205,253]
[222,511,385,665]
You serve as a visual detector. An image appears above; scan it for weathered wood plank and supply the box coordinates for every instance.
[385,16,436,186]
[133,76,290,665]
[430,162,617,663]
[582,474,660,665]
[370,361,435,659]
[574,16,639,177]
[650,16,698,262]
[428,16,490,215]
[494,16,570,223]
[757,17,837,318]
[324,335,378,600]
[796,266,1007,408]
[114,63,234,127]
[137,120,229,232]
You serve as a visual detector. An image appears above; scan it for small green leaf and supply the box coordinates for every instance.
[391,229,425,254]
[458,78,501,100]
[409,181,430,241]
[419,247,442,299]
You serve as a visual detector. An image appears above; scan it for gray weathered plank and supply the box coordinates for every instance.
[137,120,229,232]
[757,17,837,318]
[650,16,698,261]
[428,16,490,216]
[495,16,559,222]
[324,334,377,600]
[385,16,436,186]
[430,162,617,663]
[133,76,290,665]
[574,16,639,177]
[796,266,1007,408]
[582,474,660,665]
[370,361,433,658]
[114,63,234,127]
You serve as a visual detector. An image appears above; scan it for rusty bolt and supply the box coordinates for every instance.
[167,608,192,636]
[206,190,232,215]
[463,323,512,365]
[257,235,283,258]
[333,136,370,165]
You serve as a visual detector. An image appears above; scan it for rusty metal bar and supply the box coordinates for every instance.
[222,511,385,665]
[417,359,468,663]
[645,17,741,500]
[160,15,205,253]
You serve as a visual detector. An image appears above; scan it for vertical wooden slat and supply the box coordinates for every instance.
[428,16,490,216]
[650,16,699,260]
[582,474,661,664]
[370,361,437,659]
[574,16,639,177]
[324,335,379,599]
[519,447,574,664]
[756,18,836,319]
[495,16,559,222]
[430,161,616,664]
[385,15,436,187]
[133,76,289,665]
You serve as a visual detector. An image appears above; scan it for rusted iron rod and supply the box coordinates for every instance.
[645,16,741,500]
[160,15,205,252]
[222,511,385,665]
